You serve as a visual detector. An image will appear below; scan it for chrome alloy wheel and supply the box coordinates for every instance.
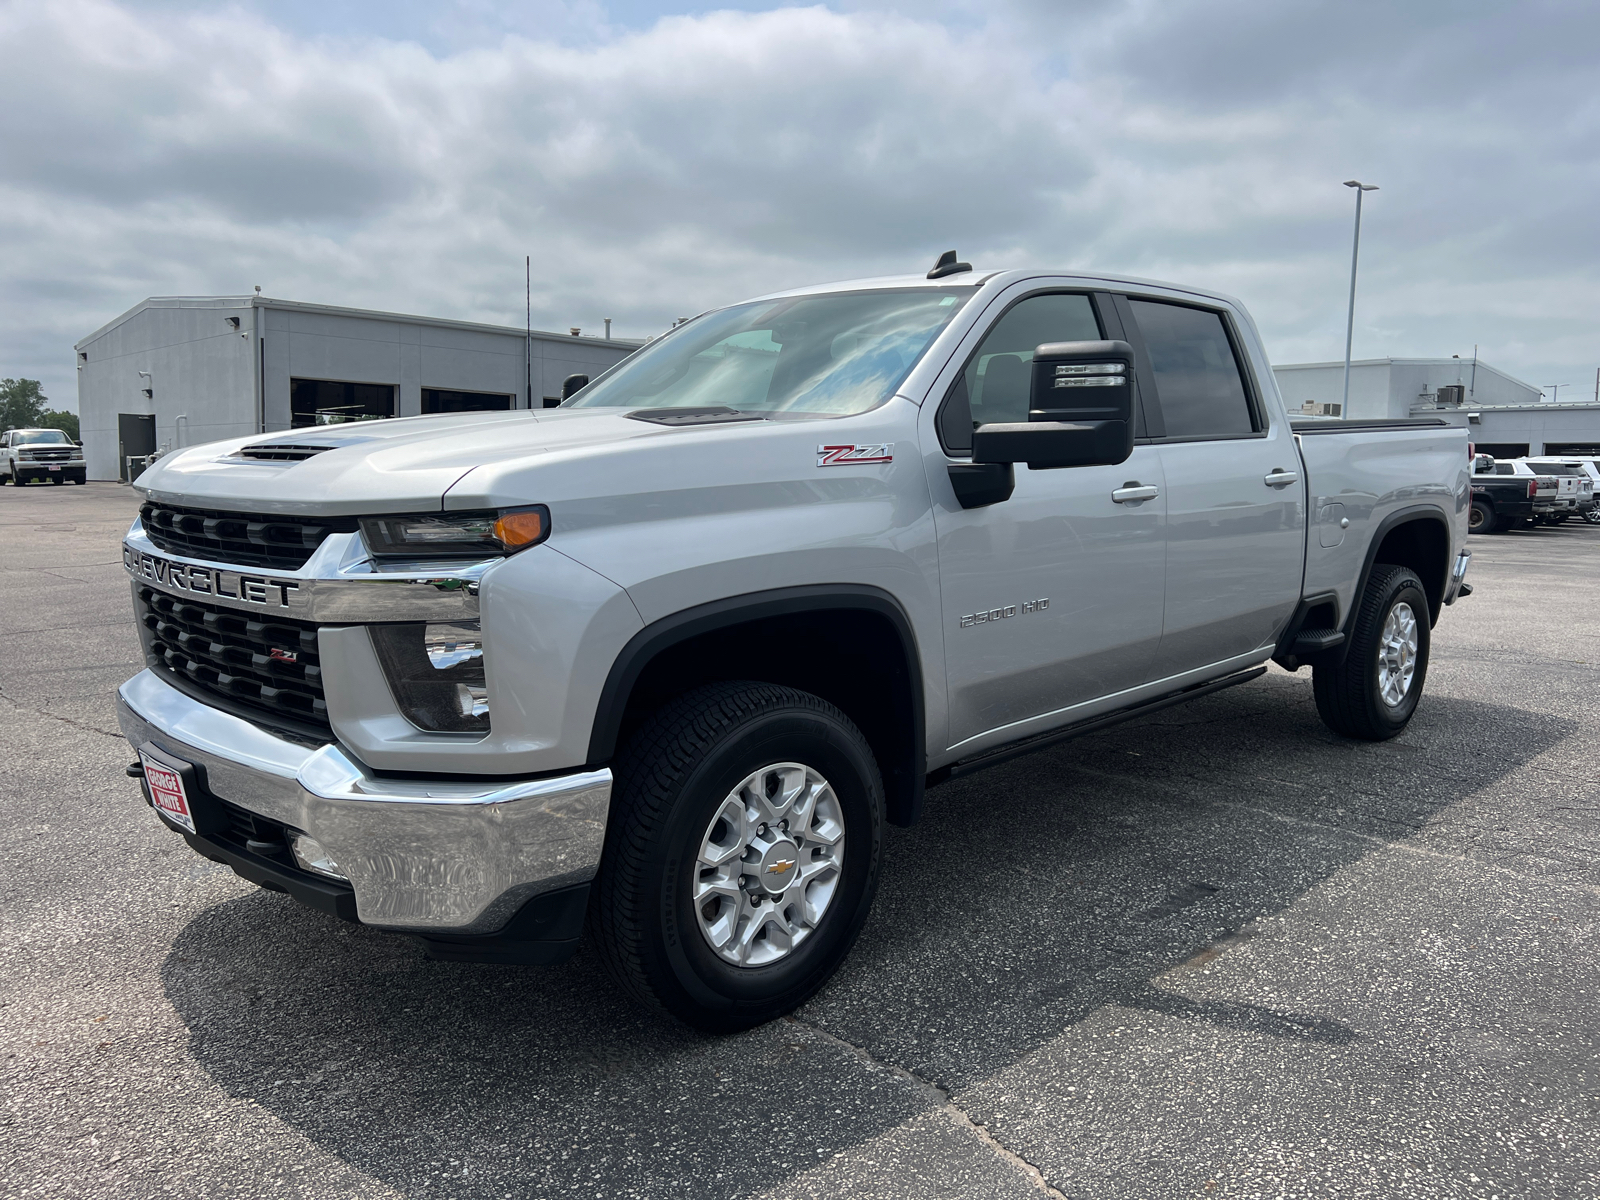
[1377,601,1419,707]
[693,763,845,967]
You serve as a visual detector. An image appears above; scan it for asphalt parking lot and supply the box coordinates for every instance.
[3,482,1598,1200]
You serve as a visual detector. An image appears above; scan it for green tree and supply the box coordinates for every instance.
[38,409,79,440]
[0,378,48,430]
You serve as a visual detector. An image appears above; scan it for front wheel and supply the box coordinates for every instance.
[1585,508,1600,526]
[589,682,884,1032]
[1313,565,1430,741]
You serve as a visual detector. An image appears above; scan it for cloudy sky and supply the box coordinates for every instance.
[3,0,1597,412]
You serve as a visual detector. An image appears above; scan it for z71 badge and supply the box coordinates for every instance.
[818,444,893,467]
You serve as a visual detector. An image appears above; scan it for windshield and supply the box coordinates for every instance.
[15,430,70,445]
[568,289,971,417]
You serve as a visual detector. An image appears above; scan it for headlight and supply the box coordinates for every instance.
[359,507,549,561]
[370,621,490,734]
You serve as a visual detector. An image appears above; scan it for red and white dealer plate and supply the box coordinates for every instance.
[140,753,195,834]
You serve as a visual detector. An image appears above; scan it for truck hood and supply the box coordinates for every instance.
[132,409,701,516]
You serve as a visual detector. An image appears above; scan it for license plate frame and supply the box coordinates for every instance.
[140,751,196,834]
[47,465,61,472]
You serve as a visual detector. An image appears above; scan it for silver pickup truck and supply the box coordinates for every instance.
[116,260,1473,1030]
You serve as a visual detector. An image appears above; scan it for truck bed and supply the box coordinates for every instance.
[1293,418,1468,624]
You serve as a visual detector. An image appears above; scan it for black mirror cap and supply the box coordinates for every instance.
[1029,339,1134,420]
[560,373,590,401]
[972,420,1133,470]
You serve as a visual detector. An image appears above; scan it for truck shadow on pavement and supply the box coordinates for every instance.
[161,675,1577,1199]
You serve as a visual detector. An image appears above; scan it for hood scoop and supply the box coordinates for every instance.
[236,442,332,461]
[626,407,766,427]
[233,433,378,462]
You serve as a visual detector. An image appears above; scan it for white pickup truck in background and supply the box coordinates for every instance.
[117,257,1473,1029]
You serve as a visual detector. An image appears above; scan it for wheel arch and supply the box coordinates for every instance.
[1348,506,1453,642]
[588,585,927,827]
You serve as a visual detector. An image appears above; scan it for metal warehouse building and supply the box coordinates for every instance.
[1273,356,1600,457]
[75,295,642,482]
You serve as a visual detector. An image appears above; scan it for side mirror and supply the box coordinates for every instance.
[560,373,589,401]
[972,340,1135,470]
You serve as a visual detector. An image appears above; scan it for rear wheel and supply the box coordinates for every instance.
[589,681,884,1032]
[1468,499,1495,534]
[1313,565,1430,741]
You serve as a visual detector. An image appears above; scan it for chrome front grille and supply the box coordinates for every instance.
[135,585,329,735]
[139,501,357,571]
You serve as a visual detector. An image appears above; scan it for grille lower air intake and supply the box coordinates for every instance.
[135,586,330,737]
[236,443,331,461]
[139,501,357,570]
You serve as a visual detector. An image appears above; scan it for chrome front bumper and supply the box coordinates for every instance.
[117,669,611,933]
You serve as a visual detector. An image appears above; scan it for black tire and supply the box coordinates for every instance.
[1313,565,1430,741]
[589,681,884,1032]
[1468,499,1495,534]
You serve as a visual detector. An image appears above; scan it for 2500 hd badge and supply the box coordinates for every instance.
[123,546,300,608]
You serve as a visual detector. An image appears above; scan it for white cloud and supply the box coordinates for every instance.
[2,0,1596,411]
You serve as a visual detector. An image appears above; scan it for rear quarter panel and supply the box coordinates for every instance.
[1298,426,1469,623]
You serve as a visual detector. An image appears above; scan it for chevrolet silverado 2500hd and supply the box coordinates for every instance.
[117,259,1473,1030]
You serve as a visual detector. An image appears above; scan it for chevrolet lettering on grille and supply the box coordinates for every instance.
[123,546,301,609]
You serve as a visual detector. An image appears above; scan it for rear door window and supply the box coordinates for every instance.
[1126,299,1256,440]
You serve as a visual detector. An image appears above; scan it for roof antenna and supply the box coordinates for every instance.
[927,250,971,279]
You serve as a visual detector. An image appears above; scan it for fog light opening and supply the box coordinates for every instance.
[290,833,349,881]
[369,621,491,734]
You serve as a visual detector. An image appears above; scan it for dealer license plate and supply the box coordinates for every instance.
[47,465,60,472]
[140,753,195,834]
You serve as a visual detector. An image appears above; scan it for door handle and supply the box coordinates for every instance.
[1263,470,1299,488]
[1112,483,1160,504]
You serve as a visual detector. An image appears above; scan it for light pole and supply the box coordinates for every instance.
[1341,180,1378,415]
[1543,383,1568,403]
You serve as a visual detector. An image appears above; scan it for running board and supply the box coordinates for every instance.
[928,665,1268,786]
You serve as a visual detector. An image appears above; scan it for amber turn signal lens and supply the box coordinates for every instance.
[493,509,547,547]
